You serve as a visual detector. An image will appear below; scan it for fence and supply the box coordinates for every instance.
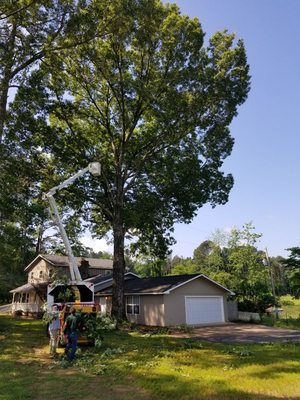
[227,300,238,321]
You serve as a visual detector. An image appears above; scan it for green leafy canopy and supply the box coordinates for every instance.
[4,0,250,315]
[32,0,251,258]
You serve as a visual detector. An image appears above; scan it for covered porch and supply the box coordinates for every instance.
[10,283,47,317]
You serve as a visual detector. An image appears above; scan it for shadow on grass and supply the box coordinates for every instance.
[1,315,300,400]
[83,329,300,399]
[133,371,283,400]
[0,315,47,361]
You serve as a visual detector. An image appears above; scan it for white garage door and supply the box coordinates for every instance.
[185,296,225,325]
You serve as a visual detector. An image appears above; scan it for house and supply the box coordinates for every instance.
[10,254,113,316]
[11,254,233,325]
[89,272,233,326]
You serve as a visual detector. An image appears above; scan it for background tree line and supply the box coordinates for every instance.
[131,222,299,313]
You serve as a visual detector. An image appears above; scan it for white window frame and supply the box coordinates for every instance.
[126,295,140,315]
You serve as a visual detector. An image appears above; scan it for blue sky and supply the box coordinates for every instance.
[168,0,300,258]
[83,0,300,259]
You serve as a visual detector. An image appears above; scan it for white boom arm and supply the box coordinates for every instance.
[43,162,101,283]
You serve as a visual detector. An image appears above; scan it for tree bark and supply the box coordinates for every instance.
[0,82,9,141]
[111,173,126,320]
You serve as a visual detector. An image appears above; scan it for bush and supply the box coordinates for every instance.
[12,310,22,317]
[83,314,117,348]
[280,295,297,306]
[238,293,276,315]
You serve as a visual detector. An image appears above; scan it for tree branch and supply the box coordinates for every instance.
[0,1,35,20]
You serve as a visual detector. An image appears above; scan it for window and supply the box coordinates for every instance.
[39,270,43,279]
[126,295,140,315]
[30,272,34,280]
[48,269,53,278]
[21,293,29,303]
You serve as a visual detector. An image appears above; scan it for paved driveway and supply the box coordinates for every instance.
[171,323,300,343]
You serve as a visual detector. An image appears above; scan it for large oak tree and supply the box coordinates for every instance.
[8,0,250,317]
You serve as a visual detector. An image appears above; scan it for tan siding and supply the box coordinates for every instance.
[28,259,52,283]
[27,259,109,282]
[164,277,229,326]
[127,295,166,326]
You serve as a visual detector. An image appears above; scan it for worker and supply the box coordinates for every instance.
[48,304,61,358]
[63,306,81,361]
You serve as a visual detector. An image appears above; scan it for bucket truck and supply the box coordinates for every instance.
[43,162,101,310]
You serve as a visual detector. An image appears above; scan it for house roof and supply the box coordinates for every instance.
[85,273,114,285]
[86,271,140,285]
[10,282,48,293]
[86,272,140,293]
[95,274,234,296]
[24,254,113,271]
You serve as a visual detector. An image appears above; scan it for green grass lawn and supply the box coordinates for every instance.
[1,315,300,400]
[261,295,300,330]
[280,295,300,319]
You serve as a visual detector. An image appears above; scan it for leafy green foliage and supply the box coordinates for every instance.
[0,0,96,140]
[169,258,197,276]
[238,293,275,314]
[0,1,100,301]
[173,223,278,312]
[132,254,170,277]
[43,309,59,325]
[0,222,35,300]
[282,247,300,297]
[2,1,250,316]
[83,313,117,348]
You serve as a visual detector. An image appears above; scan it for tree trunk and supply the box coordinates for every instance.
[0,84,9,142]
[35,223,44,255]
[111,175,126,320]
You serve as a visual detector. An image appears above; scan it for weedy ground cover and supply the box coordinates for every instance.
[1,315,300,400]
[261,295,300,330]
[280,295,300,319]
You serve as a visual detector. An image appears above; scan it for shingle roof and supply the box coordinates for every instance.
[95,274,232,295]
[86,273,113,285]
[87,272,140,293]
[86,271,139,285]
[122,274,201,294]
[10,282,48,293]
[24,254,113,271]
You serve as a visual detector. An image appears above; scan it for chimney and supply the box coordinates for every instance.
[79,259,90,279]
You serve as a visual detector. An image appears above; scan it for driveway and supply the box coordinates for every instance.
[171,323,300,343]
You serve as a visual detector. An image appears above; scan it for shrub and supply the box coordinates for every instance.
[12,310,22,317]
[83,314,117,348]
[238,293,276,314]
[280,295,297,306]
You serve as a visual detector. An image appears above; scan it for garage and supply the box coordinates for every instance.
[185,296,225,325]
[95,273,232,326]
